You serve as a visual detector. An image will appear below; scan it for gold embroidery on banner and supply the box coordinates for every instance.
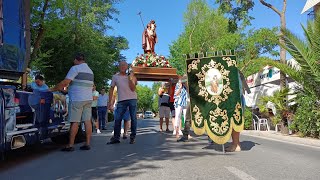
[233,102,242,123]
[193,105,203,127]
[209,107,229,135]
[188,59,201,72]
[197,59,233,105]
[223,56,237,67]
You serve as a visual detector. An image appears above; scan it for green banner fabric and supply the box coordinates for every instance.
[186,51,244,144]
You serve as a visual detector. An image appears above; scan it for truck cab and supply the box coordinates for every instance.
[0,0,70,159]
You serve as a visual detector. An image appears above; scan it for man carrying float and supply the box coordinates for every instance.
[132,19,247,152]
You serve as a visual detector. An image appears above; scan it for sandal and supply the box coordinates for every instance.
[61,146,74,152]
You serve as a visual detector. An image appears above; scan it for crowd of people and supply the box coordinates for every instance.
[30,53,243,152]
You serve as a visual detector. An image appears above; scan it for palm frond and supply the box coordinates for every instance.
[282,29,320,77]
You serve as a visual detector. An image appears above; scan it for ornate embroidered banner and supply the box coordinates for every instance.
[186,51,244,144]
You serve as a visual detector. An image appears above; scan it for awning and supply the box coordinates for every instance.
[301,0,320,14]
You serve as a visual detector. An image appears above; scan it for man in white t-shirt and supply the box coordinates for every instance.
[50,53,93,151]
[107,61,138,144]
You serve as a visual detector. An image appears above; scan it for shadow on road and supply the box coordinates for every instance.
[202,141,260,151]
[0,119,260,180]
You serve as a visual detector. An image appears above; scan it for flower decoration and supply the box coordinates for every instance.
[132,53,172,68]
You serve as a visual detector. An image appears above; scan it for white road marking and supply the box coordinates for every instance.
[225,166,257,180]
[126,153,137,157]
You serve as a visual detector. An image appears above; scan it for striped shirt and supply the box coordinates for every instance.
[174,83,188,107]
[66,63,94,102]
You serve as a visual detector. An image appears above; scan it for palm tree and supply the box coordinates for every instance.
[261,12,320,99]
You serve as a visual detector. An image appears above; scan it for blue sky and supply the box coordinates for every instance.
[108,0,309,87]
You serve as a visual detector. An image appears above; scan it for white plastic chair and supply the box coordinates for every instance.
[253,114,270,131]
[252,115,258,130]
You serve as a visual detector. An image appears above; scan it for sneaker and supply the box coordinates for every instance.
[97,129,101,134]
[172,130,176,135]
[166,129,170,133]
[130,138,135,144]
[179,130,183,135]
[61,146,74,152]
[80,145,91,150]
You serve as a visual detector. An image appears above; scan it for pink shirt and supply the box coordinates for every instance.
[111,74,137,102]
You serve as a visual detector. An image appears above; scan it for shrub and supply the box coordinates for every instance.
[244,107,253,130]
[290,94,320,138]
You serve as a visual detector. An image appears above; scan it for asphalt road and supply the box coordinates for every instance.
[0,119,320,180]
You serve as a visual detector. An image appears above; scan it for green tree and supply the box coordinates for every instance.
[261,14,320,98]
[136,85,153,112]
[169,0,278,77]
[237,27,279,76]
[215,0,255,32]
[260,14,320,135]
[151,82,161,112]
[259,0,288,90]
[30,0,128,88]
[169,0,241,75]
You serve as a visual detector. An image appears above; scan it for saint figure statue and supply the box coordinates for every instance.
[211,75,219,93]
[142,20,158,54]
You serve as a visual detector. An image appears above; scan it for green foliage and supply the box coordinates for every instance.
[136,85,153,112]
[257,88,292,126]
[260,13,320,99]
[244,107,253,130]
[169,0,241,75]
[107,112,114,122]
[169,0,278,77]
[291,94,320,138]
[30,0,128,88]
[152,82,161,112]
[237,28,279,76]
[215,0,255,32]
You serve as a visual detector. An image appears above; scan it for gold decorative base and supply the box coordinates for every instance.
[132,67,178,81]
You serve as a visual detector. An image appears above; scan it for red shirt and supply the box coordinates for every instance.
[169,84,175,102]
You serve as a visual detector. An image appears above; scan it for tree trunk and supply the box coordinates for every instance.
[279,13,287,90]
[279,13,288,134]
[30,0,49,61]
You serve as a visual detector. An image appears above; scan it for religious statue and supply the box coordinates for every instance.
[211,75,219,93]
[142,20,158,54]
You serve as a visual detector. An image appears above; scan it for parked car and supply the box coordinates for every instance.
[144,111,154,119]
[137,112,144,119]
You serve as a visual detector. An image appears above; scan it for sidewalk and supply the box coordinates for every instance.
[242,130,320,148]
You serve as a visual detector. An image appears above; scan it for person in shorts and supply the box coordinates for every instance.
[92,84,100,133]
[158,83,170,132]
[50,53,93,151]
